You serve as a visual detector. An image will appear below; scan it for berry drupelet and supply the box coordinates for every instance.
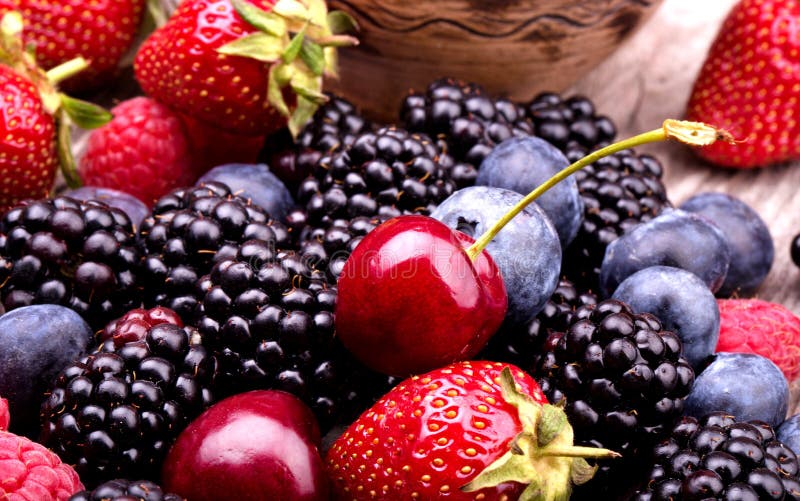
[40,312,215,487]
[70,479,183,501]
[633,412,800,500]
[563,150,672,291]
[524,92,617,154]
[479,278,598,367]
[260,94,373,192]
[0,196,141,331]
[194,239,393,431]
[138,182,291,323]
[533,298,695,497]
[400,77,533,187]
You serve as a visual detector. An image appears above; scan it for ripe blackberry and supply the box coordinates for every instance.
[0,196,141,330]
[194,240,393,431]
[138,182,291,322]
[524,91,617,154]
[70,479,183,501]
[479,278,598,367]
[260,93,373,192]
[400,77,532,187]
[533,299,695,496]
[633,412,800,500]
[40,311,215,486]
[562,150,672,291]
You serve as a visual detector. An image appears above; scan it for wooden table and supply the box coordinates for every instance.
[571,0,800,316]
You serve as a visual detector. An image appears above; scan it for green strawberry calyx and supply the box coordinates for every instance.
[460,368,621,501]
[219,0,358,137]
[0,11,111,188]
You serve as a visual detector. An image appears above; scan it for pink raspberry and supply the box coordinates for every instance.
[0,397,8,431]
[716,298,800,381]
[80,97,195,205]
[0,430,83,499]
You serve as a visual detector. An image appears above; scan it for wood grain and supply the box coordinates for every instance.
[326,0,663,121]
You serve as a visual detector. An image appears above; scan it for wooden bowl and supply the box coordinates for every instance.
[326,0,664,122]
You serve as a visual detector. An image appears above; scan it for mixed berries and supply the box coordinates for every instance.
[0,1,794,500]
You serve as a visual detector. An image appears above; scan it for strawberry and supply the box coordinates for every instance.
[686,0,800,168]
[0,0,146,93]
[80,96,195,205]
[134,0,357,139]
[716,298,800,381]
[325,361,619,500]
[0,11,110,212]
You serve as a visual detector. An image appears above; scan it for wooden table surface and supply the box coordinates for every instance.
[570,0,800,316]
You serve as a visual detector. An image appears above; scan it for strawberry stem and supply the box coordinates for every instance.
[465,120,732,262]
[45,57,89,86]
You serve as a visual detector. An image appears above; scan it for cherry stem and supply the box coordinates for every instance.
[465,119,733,261]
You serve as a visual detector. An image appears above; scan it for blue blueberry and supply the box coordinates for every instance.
[63,186,149,229]
[684,352,789,428]
[599,208,731,297]
[476,136,583,247]
[680,192,773,297]
[0,305,93,436]
[777,413,800,456]
[612,266,719,372]
[431,186,562,326]
[197,163,295,221]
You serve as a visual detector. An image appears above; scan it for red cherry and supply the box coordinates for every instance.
[162,390,328,501]
[335,215,507,377]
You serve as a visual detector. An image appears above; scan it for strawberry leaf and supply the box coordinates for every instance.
[300,39,324,76]
[282,26,306,64]
[327,10,359,34]
[288,95,318,138]
[56,110,81,189]
[273,0,310,21]
[59,94,112,130]
[218,32,285,63]
[290,69,326,104]
[230,0,286,37]
[536,404,567,447]
[570,458,599,486]
[268,64,290,118]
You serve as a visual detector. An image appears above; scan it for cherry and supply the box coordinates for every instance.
[162,390,328,501]
[336,215,507,376]
[334,120,732,377]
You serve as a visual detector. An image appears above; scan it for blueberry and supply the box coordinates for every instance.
[63,186,149,229]
[679,192,773,297]
[431,186,561,326]
[476,136,583,247]
[0,305,93,437]
[197,163,294,221]
[599,208,731,297]
[684,352,788,428]
[612,266,719,372]
[777,414,800,456]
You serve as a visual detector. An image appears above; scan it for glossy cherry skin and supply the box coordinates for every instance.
[335,215,508,377]
[162,390,328,501]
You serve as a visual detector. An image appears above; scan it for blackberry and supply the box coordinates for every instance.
[533,299,695,496]
[194,240,392,431]
[479,278,598,367]
[260,94,373,192]
[70,479,183,501]
[138,182,291,322]
[633,412,800,500]
[0,196,141,330]
[562,150,672,291]
[524,91,617,154]
[401,77,533,187]
[40,313,215,486]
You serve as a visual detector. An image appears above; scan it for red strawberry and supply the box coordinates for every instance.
[326,361,618,500]
[0,429,83,499]
[686,0,800,168]
[80,96,194,205]
[716,298,800,381]
[134,0,357,139]
[0,0,146,93]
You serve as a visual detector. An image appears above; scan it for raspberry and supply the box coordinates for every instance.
[80,97,194,205]
[0,430,83,499]
[716,298,800,381]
